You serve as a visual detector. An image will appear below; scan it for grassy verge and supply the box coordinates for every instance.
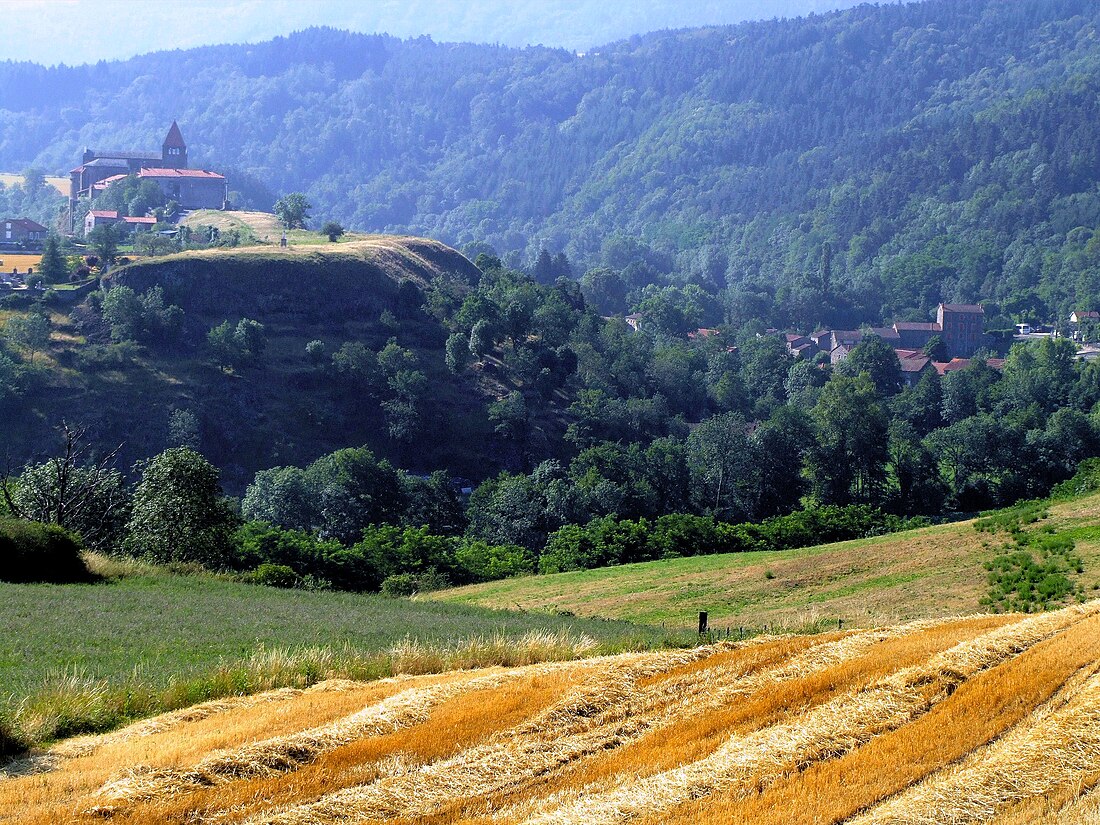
[0,565,689,754]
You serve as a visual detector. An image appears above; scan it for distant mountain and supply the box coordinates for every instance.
[3,0,1100,327]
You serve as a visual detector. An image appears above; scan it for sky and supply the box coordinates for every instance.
[0,0,866,67]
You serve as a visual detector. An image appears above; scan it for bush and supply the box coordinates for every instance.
[539,505,922,574]
[380,572,418,597]
[244,563,300,588]
[0,519,91,583]
[453,540,533,583]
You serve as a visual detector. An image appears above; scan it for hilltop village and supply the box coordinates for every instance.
[67,121,227,235]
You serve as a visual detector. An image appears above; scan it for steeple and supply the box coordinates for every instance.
[162,121,188,168]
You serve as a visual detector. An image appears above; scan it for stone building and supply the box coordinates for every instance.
[68,122,226,232]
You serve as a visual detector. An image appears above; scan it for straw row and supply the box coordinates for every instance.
[848,667,1100,824]
[519,603,1099,825]
[92,643,729,809]
[243,619,960,824]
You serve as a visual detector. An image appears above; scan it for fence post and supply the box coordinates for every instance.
[698,611,709,635]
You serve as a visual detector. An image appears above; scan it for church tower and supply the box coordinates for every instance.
[162,121,188,169]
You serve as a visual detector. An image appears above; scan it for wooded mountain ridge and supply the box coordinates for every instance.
[3,0,1099,328]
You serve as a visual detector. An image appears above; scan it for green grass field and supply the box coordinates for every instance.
[0,571,675,698]
[0,565,685,749]
[430,492,1100,630]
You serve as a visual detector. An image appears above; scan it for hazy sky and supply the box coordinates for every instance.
[0,0,865,66]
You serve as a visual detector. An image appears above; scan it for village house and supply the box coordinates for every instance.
[68,122,227,233]
[2,217,48,245]
[84,210,157,236]
[1070,310,1100,342]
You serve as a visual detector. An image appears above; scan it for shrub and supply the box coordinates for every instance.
[0,519,91,583]
[380,572,418,597]
[244,563,300,588]
[453,540,533,583]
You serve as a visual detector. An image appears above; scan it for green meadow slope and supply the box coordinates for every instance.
[430,492,1100,630]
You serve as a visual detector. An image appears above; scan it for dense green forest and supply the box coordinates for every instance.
[4,0,1100,328]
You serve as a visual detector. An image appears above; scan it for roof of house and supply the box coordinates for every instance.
[941,303,985,314]
[688,328,720,340]
[3,218,48,231]
[163,121,186,148]
[869,326,901,341]
[898,356,931,373]
[122,216,157,224]
[785,333,809,344]
[83,157,132,168]
[893,348,926,360]
[87,149,161,161]
[893,321,940,331]
[89,210,119,219]
[92,174,128,190]
[1073,311,1100,319]
[934,357,1005,375]
[138,168,225,180]
[832,330,863,344]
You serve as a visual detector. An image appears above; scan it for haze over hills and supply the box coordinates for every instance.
[3,0,1100,329]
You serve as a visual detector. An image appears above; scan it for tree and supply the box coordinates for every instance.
[274,192,311,229]
[686,412,755,520]
[923,335,948,363]
[167,408,201,450]
[321,221,345,242]
[4,312,51,364]
[1,423,129,553]
[839,335,902,397]
[38,233,67,283]
[305,339,326,365]
[88,223,120,264]
[124,448,237,566]
[469,318,495,358]
[100,285,144,342]
[206,318,266,368]
[445,332,471,374]
[809,373,889,504]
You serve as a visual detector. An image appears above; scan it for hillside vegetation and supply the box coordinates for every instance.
[0,237,501,485]
[4,604,1100,823]
[433,490,1100,628]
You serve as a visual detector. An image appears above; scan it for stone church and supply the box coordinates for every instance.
[68,122,227,232]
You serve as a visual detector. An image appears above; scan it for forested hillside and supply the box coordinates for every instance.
[3,0,1100,327]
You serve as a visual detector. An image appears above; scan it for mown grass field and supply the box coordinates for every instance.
[0,254,42,272]
[4,603,1100,823]
[0,173,67,196]
[180,209,369,245]
[0,565,682,750]
[431,492,1100,629]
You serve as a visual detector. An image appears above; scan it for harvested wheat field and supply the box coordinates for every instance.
[4,604,1100,824]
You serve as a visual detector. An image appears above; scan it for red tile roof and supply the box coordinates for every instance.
[89,210,119,219]
[138,168,225,179]
[894,321,940,331]
[941,303,985,314]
